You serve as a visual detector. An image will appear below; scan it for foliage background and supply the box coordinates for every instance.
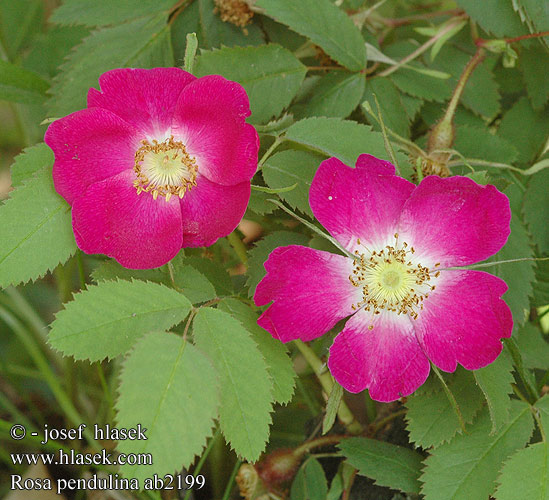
[0,0,548,499]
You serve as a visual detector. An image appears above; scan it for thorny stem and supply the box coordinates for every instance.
[182,310,196,342]
[436,47,485,137]
[377,15,467,77]
[294,340,363,434]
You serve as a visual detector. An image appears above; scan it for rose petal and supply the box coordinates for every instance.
[178,174,250,247]
[398,175,511,267]
[87,67,196,138]
[72,170,183,269]
[328,310,430,401]
[171,75,259,186]
[309,156,415,252]
[413,269,512,372]
[46,108,139,205]
[254,245,361,342]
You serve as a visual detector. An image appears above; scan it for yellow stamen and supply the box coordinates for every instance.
[133,136,198,202]
[349,235,437,321]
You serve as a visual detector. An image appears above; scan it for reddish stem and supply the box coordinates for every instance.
[383,8,465,27]
[476,30,549,46]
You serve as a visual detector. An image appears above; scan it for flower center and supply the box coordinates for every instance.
[133,136,198,201]
[349,234,440,322]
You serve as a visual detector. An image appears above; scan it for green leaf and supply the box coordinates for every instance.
[246,230,309,297]
[50,0,177,26]
[92,260,166,284]
[0,168,76,288]
[322,383,343,435]
[518,0,549,35]
[0,59,49,104]
[455,0,528,37]
[263,149,324,217]
[290,457,328,500]
[246,188,277,216]
[515,322,549,370]
[0,0,43,60]
[433,45,500,118]
[420,401,534,500]
[405,368,485,448]
[339,437,423,494]
[454,126,519,164]
[535,394,549,432]
[193,308,273,461]
[293,72,366,119]
[474,348,514,433]
[195,44,306,124]
[171,0,264,58]
[401,94,423,122]
[49,280,192,361]
[92,256,217,304]
[182,256,233,297]
[23,25,89,79]
[256,0,366,71]
[217,298,296,405]
[390,66,451,102]
[9,143,54,188]
[521,45,549,111]
[47,14,173,117]
[495,442,549,500]
[523,168,549,254]
[498,97,549,165]
[363,77,410,138]
[169,262,216,304]
[533,259,549,307]
[485,185,535,327]
[284,117,408,167]
[116,332,218,482]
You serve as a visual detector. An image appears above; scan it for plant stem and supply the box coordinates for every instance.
[294,340,363,434]
[438,47,485,134]
[96,363,113,421]
[183,428,220,500]
[476,30,549,46]
[257,135,285,170]
[221,458,242,500]
[431,364,467,433]
[0,306,99,449]
[377,15,467,77]
[76,251,87,289]
[293,434,347,457]
[227,231,248,266]
[380,8,465,27]
[372,409,407,434]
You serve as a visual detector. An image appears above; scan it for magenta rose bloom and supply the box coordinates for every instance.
[45,68,259,269]
[254,155,513,402]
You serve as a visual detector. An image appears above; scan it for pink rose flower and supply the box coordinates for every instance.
[45,68,259,269]
[254,155,513,402]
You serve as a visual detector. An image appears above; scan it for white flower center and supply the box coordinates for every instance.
[133,136,198,202]
[349,233,440,324]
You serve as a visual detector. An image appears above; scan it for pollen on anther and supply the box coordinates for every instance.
[133,136,198,202]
